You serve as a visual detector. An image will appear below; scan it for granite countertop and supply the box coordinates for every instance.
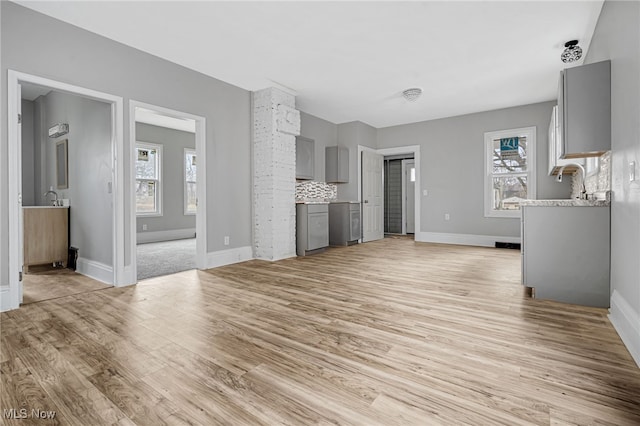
[520,199,610,207]
[23,205,70,209]
[295,200,330,204]
[329,200,360,204]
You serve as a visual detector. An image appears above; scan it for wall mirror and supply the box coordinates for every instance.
[56,139,68,189]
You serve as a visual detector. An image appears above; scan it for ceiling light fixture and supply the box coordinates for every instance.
[561,40,583,63]
[402,87,423,102]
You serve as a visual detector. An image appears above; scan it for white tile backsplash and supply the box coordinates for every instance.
[296,181,337,202]
[571,151,611,198]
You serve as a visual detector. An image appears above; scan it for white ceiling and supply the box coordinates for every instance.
[15,1,604,128]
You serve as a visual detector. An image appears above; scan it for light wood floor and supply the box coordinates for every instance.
[1,238,639,425]
[22,266,111,305]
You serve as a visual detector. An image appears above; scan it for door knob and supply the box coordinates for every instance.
[364,200,369,203]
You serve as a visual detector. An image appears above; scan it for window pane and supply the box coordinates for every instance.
[136,180,156,213]
[492,137,527,174]
[492,176,527,211]
[185,151,196,182]
[136,148,157,179]
[186,182,197,213]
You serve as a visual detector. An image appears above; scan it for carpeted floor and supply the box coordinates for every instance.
[136,238,196,280]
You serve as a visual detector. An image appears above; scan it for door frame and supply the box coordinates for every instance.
[6,70,124,311]
[402,158,416,235]
[129,101,207,276]
[358,145,421,242]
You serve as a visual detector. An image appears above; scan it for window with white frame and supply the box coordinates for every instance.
[484,126,536,218]
[135,142,162,216]
[184,148,197,215]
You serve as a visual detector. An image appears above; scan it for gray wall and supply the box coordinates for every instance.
[135,122,196,235]
[337,121,377,201]
[21,99,35,206]
[299,111,338,182]
[39,91,113,266]
[1,2,252,287]
[377,101,570,238]
[584,0,640,360]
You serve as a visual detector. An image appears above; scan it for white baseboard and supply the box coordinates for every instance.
[416,232,521,247]
[137,228,196,244]
[206,246,253,269]
[76,257,114,285]
[609,290,640,367]
[255,253,297,262]
[0,285,13,312]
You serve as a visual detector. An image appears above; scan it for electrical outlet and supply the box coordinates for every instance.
[444,213,450,221]
[423,189,428,196]
[142,224,147,231]
[224,236,230,246]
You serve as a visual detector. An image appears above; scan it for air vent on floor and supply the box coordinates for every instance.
[495,242,521,250]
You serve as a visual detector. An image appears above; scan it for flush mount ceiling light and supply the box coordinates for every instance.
[402,87,423,102]
[561,40,583,63]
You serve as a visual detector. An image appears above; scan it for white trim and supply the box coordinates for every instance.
[136,229,196,244]
[401,160,407,235]
[484,126,537,218]
[359,145,421,242]
[6,70,123,312]
[76,258,114,285]
[130,101,207,282]
[0,286,12,312]
[206,246,253,269]
[134,141,163,217]
[416,231,521,247]
[609,290,640,367]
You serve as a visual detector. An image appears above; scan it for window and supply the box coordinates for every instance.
[184,148,197,215]
[484,127,536,218]
[135,142,162,216]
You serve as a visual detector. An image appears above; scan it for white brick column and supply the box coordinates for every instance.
[253,88,300,260]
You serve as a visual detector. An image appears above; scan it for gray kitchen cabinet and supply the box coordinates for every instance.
[325,146,349,183]
[522,205,610,307]
[329,202,360,246]
[296,136,315,180]
[548,105,584,176]
[296,203,329,256]
[558,60,610,159]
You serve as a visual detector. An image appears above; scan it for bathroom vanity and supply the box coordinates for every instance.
[23,206,69,272]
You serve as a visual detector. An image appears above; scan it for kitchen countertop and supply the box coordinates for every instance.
[23,205,70,209]
[329,200,360,204]
[295,200,330,204]
[520,199,610,207]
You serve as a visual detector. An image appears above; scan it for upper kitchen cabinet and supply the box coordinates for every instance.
[548,105,584,175]
[296,136,315,180]
[558,60,610,159]
[325,146,349,183]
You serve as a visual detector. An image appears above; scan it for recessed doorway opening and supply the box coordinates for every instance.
[129,102,207,282]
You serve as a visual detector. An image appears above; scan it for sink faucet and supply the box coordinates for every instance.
[556,163,586,199]
[43,190,59,206]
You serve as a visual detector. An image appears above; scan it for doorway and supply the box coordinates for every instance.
[358,145,421,244]
[129,101,207,282]
[6,70,123,311]
[383,156,415,235]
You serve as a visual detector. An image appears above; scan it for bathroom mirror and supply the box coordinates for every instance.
[56,139,68,189]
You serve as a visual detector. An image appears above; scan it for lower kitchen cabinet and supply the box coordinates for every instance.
[521,205,610,307]
[329,202,360,246]
[296,203,329,256]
